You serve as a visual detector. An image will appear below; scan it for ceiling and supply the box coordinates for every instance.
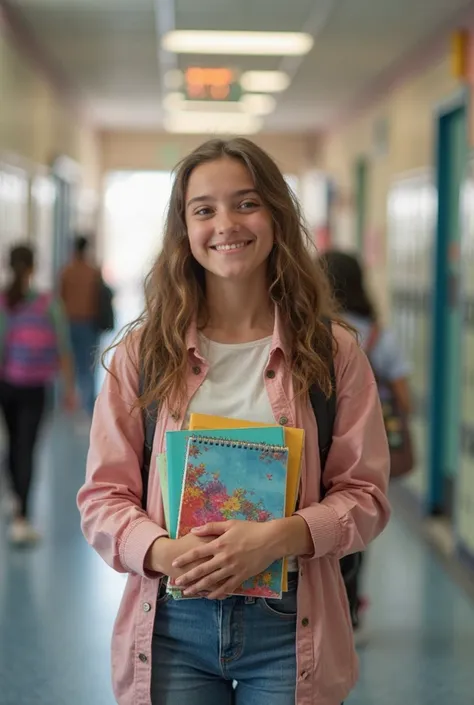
[11,0,474,133]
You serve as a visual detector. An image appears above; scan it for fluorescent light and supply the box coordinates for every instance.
[162,31,313,56]
[163,92,185,111]
[240,94,276,116]
[163,93,275,116]
[240,70,290,93]
[163,111,263,135]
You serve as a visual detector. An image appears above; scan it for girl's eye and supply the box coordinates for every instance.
[195,206,213,217]
[239,200,259,210]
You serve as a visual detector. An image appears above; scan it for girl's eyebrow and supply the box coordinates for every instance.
[186,188,259,209]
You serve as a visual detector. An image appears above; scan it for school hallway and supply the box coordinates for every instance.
[0,416,472,705]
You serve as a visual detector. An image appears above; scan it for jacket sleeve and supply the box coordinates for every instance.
[76,337,168,576]
[296,327,391,559]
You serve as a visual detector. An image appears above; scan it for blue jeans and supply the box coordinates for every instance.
[151,573,298,705]
[69,320,98,417]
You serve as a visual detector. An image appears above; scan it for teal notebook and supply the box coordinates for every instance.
[169,434,289,598]
[165,426,285,540]
[157,453,169,531]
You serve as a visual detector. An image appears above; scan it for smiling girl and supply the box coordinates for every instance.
[77,138,390,705]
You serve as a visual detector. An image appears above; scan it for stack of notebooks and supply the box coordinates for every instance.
[157,413,304,600]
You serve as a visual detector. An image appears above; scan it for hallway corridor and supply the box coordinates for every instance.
[0,416,473,705]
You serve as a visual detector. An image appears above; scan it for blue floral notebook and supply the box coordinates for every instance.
[171,435,289,599]
[165,426,285,540]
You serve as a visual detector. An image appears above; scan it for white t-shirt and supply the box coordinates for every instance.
[187,334,275,424]
[187,334,298,573]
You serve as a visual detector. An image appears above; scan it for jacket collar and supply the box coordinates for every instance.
[185,304,290,365]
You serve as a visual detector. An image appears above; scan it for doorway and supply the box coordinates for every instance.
[429,100,468,519]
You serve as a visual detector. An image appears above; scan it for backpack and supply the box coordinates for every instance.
[365,325,414,478]
[0,293,59,386]
[139,318,361,584]
[96,278,115,333]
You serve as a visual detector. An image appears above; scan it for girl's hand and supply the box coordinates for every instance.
[172,520,281,599]
[147,533,217,581]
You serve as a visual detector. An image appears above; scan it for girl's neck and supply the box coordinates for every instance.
[202,275,274,344]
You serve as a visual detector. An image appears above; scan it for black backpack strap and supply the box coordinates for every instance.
[309,317,337,479]
[139,367,158,509]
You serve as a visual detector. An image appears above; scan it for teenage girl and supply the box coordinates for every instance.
[0,245,75,544]
[78,139,391,705]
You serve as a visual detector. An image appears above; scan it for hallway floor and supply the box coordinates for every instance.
[1,416,474,705]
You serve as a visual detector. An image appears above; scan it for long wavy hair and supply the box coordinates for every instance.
[113,138,343,412]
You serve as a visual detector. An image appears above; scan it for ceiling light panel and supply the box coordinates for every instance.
[162,31,314,56]
[163,111,263,135]
[240,70,290,93]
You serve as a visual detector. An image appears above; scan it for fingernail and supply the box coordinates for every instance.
[174,578,181,586]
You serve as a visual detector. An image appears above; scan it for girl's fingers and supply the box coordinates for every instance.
[182,567,231,596]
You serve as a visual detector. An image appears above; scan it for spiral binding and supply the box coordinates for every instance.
[188,435,287,453]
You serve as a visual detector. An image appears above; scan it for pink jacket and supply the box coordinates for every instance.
[77,315,391,705]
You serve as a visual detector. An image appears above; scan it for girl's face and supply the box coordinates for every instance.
[185,157,274,284]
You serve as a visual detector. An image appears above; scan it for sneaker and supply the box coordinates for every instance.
[9,518,41,546]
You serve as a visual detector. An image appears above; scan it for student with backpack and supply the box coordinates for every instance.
[78,138,391,705]
[0,245,76,545]
[321,249,413,644]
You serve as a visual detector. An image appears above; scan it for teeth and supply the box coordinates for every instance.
[214,242,248,251]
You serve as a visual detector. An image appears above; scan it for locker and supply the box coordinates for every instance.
[458,157,474,555]
[387,170,436,500]
[30,174,56,292]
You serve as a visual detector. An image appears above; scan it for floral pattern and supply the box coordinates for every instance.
[176,439,288,598]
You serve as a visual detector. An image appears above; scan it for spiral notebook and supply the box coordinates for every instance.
[169,434,289,599]
[189,413,304,519]
[165,425,285,539]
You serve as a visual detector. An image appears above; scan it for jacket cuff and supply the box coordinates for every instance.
[295,504,342,559]
[120,518,169,577]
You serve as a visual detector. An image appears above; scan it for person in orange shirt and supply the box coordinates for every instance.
[60,235,100,418]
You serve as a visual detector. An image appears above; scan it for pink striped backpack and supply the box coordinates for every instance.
[0,293,60,386]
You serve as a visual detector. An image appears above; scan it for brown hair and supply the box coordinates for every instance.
[112,138,343,411]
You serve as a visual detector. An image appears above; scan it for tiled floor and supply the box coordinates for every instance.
[1,417,474,704]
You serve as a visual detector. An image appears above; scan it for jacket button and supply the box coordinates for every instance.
[279,416,288,425]
[192,366,201,375]
[143,602,152,613]
[301,617,309,627]
[266,370,276,379]
[138,653,148,663]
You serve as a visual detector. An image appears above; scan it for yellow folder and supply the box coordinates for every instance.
[189,413,305,591]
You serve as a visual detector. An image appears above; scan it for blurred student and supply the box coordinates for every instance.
[0,245,75,544]
[321,249,412,643]
[61,235,114,419]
